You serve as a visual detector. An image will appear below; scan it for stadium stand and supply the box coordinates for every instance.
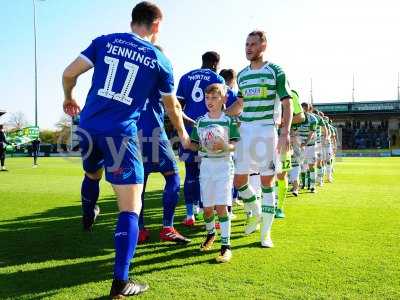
[314,100,400,150]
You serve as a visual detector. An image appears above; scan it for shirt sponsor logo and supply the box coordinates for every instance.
[244,87,261,97]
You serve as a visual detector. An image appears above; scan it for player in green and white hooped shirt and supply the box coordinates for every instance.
[311,108,329,187]
[316,110,331,185]
[298,103,318,192]
[190,83,240,263]
[289,128,303,196]
[329,121,338,180]
[275,89,305,218]
[226,31,293,248]
[323,117,337,182]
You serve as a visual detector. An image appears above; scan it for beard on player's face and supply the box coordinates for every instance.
[246,45,264,61]
[247,51,263,62]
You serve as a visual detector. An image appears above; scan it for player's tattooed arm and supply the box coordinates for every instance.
[62,57,93,116]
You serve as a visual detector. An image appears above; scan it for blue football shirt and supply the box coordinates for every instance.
[79,32,174,136]
[226,87,238,108]
[176,68,224,133]
[137,91,168,140]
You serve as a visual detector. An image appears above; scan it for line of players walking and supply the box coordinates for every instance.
[61,3,339,296]
[135,47,337,263]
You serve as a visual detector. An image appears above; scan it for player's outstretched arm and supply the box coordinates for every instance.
[162,94,190,149]
[278,97,293,153]
[62,57,93,116]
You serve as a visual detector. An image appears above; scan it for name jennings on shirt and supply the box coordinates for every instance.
[106,40,157,69]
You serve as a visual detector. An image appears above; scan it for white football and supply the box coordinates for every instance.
[199,124,226,152]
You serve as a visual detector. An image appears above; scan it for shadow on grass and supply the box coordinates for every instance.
[0,189,217,298]
[0,184,253,299]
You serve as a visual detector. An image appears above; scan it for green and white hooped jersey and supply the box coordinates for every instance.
[190,112,240,158]
[297,112,318,146]
[310,113,325,144]
[237,62,291,125]
[327,123,336,145]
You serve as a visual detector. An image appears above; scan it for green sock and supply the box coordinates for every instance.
[277,178,288,210]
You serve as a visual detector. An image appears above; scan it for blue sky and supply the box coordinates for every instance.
[0,0,399,129]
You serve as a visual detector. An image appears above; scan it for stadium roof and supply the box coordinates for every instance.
[0,110,6,117]
[313,100,400,115]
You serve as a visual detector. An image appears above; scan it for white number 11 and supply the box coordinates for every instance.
[97,56,139,105]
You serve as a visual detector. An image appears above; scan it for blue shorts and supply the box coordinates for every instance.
[141,139,178,174]
[78,132,144,185]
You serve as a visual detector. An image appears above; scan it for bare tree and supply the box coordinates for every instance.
[7,111,29,130]
[55,114,72,146]
[56,114,72,130]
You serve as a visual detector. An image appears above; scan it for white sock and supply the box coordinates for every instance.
[238,184,259,216]
[327,164,332,178]
[219,215,231,246]
[310,170,316,188]
[261,186,275,238]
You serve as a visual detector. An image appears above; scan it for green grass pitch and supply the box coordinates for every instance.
[0,157,399,299]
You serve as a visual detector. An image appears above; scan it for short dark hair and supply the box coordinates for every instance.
[219,69,236,82]
[301,102,309,111]
[248,30,267,43]
[131,1,162,29]
[202,51,220,68]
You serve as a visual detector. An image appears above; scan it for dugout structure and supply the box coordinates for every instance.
[314,101,400,150]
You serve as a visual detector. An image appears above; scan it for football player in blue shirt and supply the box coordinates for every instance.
[62,2,189,298]
[176,51,225,226]
[137,46,190,244]
[219,68,238,109]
